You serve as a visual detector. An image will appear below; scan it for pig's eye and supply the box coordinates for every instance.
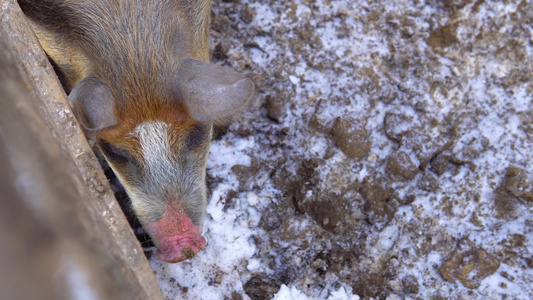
[185,124,209,150]
[99,140,131,164]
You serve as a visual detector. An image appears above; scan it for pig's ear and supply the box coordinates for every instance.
[68,77,117,146]
[174,59,254,124]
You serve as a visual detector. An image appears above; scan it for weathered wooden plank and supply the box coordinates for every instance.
[0,1,164,299]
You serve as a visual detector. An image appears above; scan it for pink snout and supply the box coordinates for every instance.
[156,232,206,263]
[145,204,206,263]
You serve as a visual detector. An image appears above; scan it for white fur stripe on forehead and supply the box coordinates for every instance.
[134,121,173,173]
[127,121,207,225]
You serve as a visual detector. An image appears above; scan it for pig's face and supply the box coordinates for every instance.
[98,119,212,263]
[68,59,253,263]
[21,0,253,263]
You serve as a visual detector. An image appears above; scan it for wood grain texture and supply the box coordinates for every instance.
[0,1,164,299]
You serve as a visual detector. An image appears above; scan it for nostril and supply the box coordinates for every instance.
[147,203,207,263]
[182,247,195,259]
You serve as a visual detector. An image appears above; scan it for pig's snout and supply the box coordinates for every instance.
[145,203,206,263]
[156,234,206,263]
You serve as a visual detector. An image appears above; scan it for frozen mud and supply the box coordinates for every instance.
[123,0,532,299]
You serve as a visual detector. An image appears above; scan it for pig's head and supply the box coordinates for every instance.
[68,59,254,263]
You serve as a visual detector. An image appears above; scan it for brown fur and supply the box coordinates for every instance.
[19,0,251,262]
[19,0,210,103]
[99,102,198,164]
[19,0,212,167]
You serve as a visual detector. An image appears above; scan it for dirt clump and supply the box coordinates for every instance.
[427,23,460,49]
[402,274,419,294]
[332,116,371,159]
[430,152,454,176]
[494,190,516,219]
[387,150,419,180]
[359,176,397,227]
[503,166,533,202]
[231,159,261,191]
[265,94,284,123]
[418,172,440,192]
[384,112,413,142]
[440,238,500,289]
[401,130,453,171]
[243,275,279,300]
[302,192,345,232]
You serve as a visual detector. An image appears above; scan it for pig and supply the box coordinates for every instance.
[18,0,254,263]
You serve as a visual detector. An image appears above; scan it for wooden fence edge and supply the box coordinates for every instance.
[0,1,164,298]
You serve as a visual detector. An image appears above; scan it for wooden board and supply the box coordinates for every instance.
[0,1,164,299]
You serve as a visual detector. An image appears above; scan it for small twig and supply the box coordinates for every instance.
[339,10,360,20]
[281,129,290,144]
[304,92,321,105]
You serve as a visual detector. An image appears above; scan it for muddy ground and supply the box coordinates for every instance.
[111,0,532,299]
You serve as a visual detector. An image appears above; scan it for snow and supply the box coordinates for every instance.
[272,285,311,300]
[272,285,360,300]
[147,0,533,299]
